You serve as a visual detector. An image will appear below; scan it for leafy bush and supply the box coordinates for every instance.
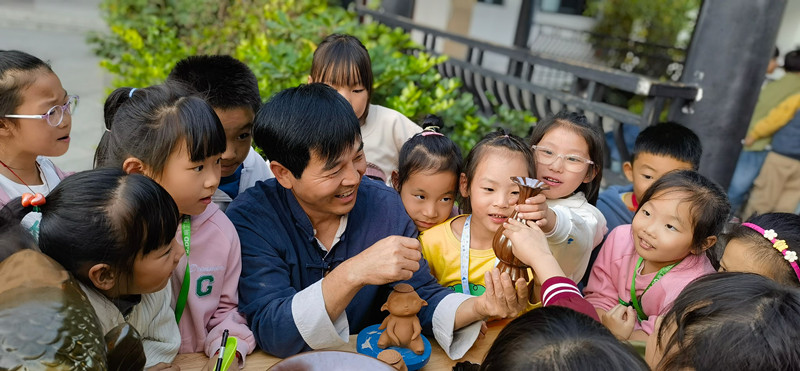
[89,0,535,155]
[584,0,700,81]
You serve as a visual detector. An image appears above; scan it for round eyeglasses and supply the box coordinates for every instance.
[3,95,79,127]
[531,145,594,173]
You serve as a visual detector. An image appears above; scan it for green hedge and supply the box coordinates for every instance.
[89,0,535,155]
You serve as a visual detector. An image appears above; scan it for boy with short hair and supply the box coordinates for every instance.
[597,122,701,235]
[167,55,272,211]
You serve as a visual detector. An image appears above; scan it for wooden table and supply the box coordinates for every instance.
[174,320,507,370]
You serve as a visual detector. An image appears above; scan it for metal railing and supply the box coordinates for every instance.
[356,6,700,166]
[528,23,687,81]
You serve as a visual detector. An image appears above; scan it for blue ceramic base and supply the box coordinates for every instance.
[356,324,431,371]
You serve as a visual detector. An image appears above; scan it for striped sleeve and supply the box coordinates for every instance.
[541,276,600,322]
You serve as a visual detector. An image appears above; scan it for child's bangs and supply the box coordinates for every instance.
[312,42,371,89]
[177,97,227,162]
[318,59,365,88]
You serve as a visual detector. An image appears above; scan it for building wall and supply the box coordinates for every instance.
[775,0,800,55]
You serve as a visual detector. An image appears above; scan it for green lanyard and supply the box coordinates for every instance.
[618,257,678,321]
[174,216,191,324]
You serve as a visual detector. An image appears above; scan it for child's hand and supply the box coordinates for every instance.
[475,268,528,319]
[514,194,555,232]
[600,304,636,340]
[502,218,549,266]
[503,218,566,284]
[743,134,757,147]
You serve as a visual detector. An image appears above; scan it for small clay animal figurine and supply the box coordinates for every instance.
[492,177,549,286]
[377,349,408,371]
[378,283,428,354]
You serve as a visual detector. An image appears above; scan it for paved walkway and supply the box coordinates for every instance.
[0,0,108,172]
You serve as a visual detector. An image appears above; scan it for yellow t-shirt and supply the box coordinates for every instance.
[420,215,497,295]
[419,216,541,313]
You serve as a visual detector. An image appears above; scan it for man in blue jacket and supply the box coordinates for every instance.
[227,83,528,359]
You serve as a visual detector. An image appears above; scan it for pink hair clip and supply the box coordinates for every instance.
[742,222,800,280]
[421,126,443,137]
[421,131,443,137]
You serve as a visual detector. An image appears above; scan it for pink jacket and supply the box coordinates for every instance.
[171,202,255,359]
[583,225,715,334]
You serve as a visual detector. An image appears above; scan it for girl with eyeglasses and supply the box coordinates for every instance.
[0,50,77,236]
[514,111,607,283]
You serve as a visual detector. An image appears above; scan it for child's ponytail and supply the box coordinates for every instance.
[0,199,36,261]
[93,83,225,175]
[0,197,35,226]
[394,114,462,191]
[94,87,135,168]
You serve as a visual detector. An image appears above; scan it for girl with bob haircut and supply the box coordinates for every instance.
[1,168,183,368]
[648,272,800,370]
[584,170,728,341]
[309,33,421,184]
[95,82,256,364]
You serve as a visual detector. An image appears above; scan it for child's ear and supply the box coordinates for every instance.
[583,166,598,183]
[122,157,146,175]
[695,236,718,254]
[623,161,634,182]
[87,263,117,291]
[0,119,15,138]
[459,172,469,198]
[307,75,313,84]
[391,170,400,191]
[270,161,296,190]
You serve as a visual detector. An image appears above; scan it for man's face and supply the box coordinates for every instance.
[287,140,367,223]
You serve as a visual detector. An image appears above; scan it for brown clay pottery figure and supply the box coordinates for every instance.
[105,323,147,370]
[377,349,408,371]
[492,177,549,285]
[377,283,428,355]
[0,250,109,370]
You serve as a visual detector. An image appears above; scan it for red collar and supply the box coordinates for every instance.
[631,193,639,211]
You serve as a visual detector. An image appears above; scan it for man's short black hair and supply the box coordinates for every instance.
[167,55,261,114]
[632,122,702,170]
[254,83,361,178]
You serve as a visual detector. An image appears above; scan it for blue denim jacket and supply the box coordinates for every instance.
[227,176,451,357]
